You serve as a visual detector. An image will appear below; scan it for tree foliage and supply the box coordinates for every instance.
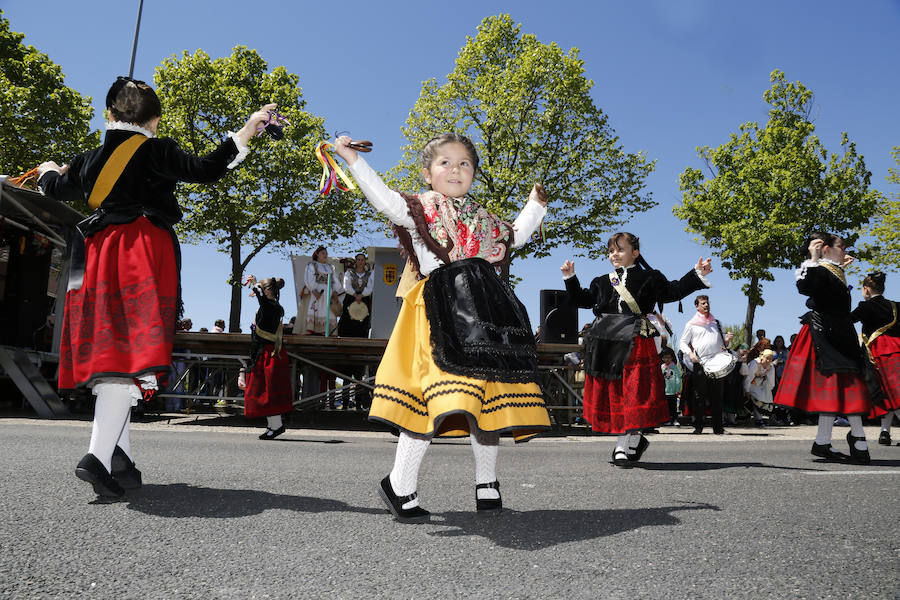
[0,9,99,189]
[154,46,362,330]
[389,14,655,260]
[674,70,879,344]
[857,146,900,272]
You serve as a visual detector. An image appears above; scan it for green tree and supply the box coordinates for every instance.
[154,46,361,331]
[389,14,655,266]
[674,70,879,345]
[0,9,99,193]
[857,146,900,272]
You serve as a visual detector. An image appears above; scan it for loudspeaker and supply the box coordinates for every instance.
[539,289,578,343]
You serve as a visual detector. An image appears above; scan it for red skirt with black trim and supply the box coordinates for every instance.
[582,336,668,433]
[868,334,900,417]
[773,325,870,415]
[59,217,177,390]
[244,346,293,418]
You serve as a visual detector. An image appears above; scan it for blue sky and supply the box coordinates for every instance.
[5,0,899,341]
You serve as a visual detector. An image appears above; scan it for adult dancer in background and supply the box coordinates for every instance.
[851,271,900,446]
[563,233,712,466]
[244,276,293,440]
[38,76,273,499]
[774,233,872,463]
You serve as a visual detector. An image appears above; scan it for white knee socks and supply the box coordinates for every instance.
[814,414,835,446]
[88,378,139,472]
[848,415,867,450]
[389,432,431,509]
[882,409,900,433]
[471,429,500,500]
[266,414,283,430]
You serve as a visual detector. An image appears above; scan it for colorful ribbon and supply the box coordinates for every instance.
[315,141,356,196]
[8,167,39,190]
[531,221,546,244]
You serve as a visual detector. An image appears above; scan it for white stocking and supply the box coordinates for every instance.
[614,434,630,455]
[266,414,283,430]
[815,414,835,446]
[848,415,867,451]
[471,428,500,500]
[89,378,140,472]
[389,432,431,509]
[626,432,642,454]
[116,418,133,462]
[882,410,900,433]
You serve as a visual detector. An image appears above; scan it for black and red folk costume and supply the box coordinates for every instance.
[774,262,870,416]
[565,265,709,435]
[244,282,293,422]
[851,294,900,425]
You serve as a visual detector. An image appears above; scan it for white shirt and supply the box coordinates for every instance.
[347,157,546,276]
[343,269,374,297]
[679,319,726,364]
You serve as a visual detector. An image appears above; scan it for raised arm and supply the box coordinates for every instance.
[511,184,548,248]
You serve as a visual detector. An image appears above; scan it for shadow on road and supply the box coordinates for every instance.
[629,461,823,472]
[125,483,384,518]
[427,503,720,549]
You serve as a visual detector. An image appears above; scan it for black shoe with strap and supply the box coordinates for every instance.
[878,431,892,446]
[476,481,502,514]
[259,425,286,440]
[626,435,650,462]
[846,432,871,465]
[75,453,125,499]
[378,476,430,524]
[111,445,142,490]
[611,449,632,468]
[810,442,850,463]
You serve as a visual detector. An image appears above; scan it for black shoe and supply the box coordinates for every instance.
[810,442,850,463]
[378,476,430,523]
[692,426,703,435]
[259,425,286,440]
[475,481,502,514]
[627,435,650,462]
[846,432,871,465]
[611,449,632,468]
[111,446,142,490]
[878,431,892,446]
[754,419,765,428]
[713,429,730,435]
[75,454,125,499]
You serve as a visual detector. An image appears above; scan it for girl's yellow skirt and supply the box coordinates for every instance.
[369,278,550,442]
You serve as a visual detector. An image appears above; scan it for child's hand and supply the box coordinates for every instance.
[841,254,855,268]
[529,183,547,206]
[236,103,278,146]
[807,239,825,261]
[695,257,713,276]
[561,260,575,278]
[333,135,358,166]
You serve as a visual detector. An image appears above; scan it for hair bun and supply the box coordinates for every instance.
[871,271,886,286]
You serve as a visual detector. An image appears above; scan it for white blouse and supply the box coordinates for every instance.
[347,157,547,276]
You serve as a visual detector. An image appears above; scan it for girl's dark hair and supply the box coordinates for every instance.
[803,231,838,259]
[862,271,886,294]
[773,335,786,350]
[106,76,161,126]
[259,277,285,299]
[607,232,654,271]
[419,133,479,188]
[312,246,328,262]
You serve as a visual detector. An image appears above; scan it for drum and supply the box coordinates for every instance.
[703,351,737,379]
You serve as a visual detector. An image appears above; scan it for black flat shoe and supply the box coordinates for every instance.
[475,481,502,514]
[378,476,430,524]
[846,432,871,465]
[810,442,850,463]
[878,431,891,446]
[626,435,650,462]
[111,446,142,490]
[692,426,703,435]
[259,425,286,440]
[611,449,632,468]
[75,454,125,499]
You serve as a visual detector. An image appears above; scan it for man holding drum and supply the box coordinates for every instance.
[680,295,736,434]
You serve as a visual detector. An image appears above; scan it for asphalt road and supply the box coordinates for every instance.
[1,418,898,600]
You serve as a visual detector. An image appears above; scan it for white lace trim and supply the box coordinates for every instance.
[226,132,249,169]
[106,121,155,138]
[795,259,818,281]
[694,267,712,288]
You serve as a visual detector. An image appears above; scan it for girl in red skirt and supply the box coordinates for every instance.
[774,233,872,464]
[852,271,900,446]
[244,276,293,440]
[38,76,274,499]
[562,232,712,466]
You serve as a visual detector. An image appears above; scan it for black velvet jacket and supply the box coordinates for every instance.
[796,264,862,374]
[565,266,707,318]
[249,292,285,368]
[39,129,239,232]
[851,295,900,338]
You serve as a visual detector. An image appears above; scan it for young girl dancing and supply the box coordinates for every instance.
[38,76,273,499]
[333,133,550,523]
[774,233,872,463]
[851,271,900,446]
[562,233,712,466]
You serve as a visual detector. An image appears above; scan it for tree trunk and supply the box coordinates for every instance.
[228,231,243,333]
[743,275,759,347]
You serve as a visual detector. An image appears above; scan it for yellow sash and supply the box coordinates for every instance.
[253,321,284,356]
[88,135,148,210]
[818,261,847,286]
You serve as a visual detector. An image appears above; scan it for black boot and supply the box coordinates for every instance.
[810,442,849,463]
[111,446,142,490]
[75,454,125,499]
[846,432,871,465]
[475,481,502,514]
[378,476,430,523]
